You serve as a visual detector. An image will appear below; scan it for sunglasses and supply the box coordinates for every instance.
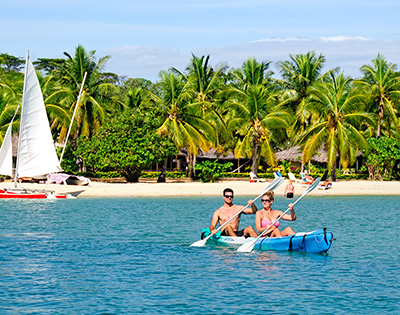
[224,195,234,199]
[261,199,271,202]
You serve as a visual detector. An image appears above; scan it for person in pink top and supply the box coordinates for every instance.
[249,190,296,237]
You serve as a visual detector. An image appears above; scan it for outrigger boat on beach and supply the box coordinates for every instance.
[0,51,74,199]
[204,228,334,253]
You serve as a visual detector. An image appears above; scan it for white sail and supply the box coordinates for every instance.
[15,54,61,178]
[0,122,13,176]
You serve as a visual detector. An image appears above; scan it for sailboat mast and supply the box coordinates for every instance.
[59,72,87,164]
[13,51,29,188]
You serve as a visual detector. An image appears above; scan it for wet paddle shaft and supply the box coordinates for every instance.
[190,177,284,247]
[237,178,321,253]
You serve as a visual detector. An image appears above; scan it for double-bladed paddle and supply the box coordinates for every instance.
[190,176,284,247]
[237,177,321,253]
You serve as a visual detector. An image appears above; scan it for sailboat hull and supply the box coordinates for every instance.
[0,189,72,199]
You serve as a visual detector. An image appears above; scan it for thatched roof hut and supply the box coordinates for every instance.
[197,148,237,160]
[275,145,328,163]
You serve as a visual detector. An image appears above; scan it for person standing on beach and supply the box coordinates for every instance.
[284,180,295,198]
[209,188,258,237]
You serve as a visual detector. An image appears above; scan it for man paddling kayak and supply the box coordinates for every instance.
[209,188,258,238]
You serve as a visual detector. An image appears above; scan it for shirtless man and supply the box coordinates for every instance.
[209,188,258,238]
[284,180,295,198]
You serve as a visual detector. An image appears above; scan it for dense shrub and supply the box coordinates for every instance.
[220,172,275,179]
[140,171,186,179]
[361,137,400,180]
[336,174,369,180]
[194,160,233,182]
[77,109,177,182]
[78,171,121,179]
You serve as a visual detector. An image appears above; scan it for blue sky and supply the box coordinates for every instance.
[2,0,400,81]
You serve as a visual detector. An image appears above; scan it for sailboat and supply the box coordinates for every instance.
[0,51,73,199]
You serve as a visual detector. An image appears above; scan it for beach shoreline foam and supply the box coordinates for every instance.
[5,180,400,198]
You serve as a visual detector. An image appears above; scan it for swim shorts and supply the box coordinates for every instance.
[221,229,244,237]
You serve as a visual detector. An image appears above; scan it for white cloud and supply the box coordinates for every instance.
[251,37,311,43]
[103,37,400,82]
[104,46,192,80]
[320,36,370,42]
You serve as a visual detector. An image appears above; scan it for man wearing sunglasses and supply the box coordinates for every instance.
[209,188,258,238]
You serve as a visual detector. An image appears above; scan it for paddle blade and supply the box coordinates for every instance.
[266,177,284,192]
[190,239,207,247]
[307,177,321,192]
[237,241,255,253]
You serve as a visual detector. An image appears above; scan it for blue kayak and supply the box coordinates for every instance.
[253,229,334,253]
[205,229,334,253]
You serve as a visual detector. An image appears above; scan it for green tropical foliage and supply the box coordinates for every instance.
[175,54,227,114]
[172,54,228,176]
[48,45,120,142]
[362,136,400,180]
[77,108,177,182]
[224,58,291,174]
[0,53,24,72]
[357,54,400,137]
[0,93,19,143]
[299,73,375,180]
[277,51,338,135]
[194,160,233,182]
[1,47,400,181]
[150,70,215,178]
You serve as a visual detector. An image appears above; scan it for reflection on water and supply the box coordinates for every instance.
[0,232,55,238]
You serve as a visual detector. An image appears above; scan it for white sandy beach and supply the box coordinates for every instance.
[8,179,400,198]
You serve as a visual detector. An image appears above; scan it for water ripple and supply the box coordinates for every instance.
[0,196,399,314]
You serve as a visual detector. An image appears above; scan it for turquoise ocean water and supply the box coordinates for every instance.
[0,194,399,314]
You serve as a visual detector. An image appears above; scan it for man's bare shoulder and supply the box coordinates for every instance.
[213,207,225,216]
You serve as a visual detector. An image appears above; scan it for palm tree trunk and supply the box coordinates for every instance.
[157,158,167,182]
[377,102,384,137]
[331,157,337,181]
[187,153,196,180]
[186,153,191,178]
[252,140,258,175]
[192,155,197,179]
[376,117,382,137]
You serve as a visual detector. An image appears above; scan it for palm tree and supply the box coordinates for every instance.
[174,54,229,149]
[174,54,227,114]
[172,54,230,176]
[232,57,273,87]
[224,58,291,174]
[0,68,23,100]
[120,78,155,110]
[35,72,70,141]
[150,71,215,178]
[299,73,375,180]
[0,93,20,144]
[357,54,400,137]
[276,51,338,135]
[0,68,23,144]
[0,59,69,147]
[48,45,119,142]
